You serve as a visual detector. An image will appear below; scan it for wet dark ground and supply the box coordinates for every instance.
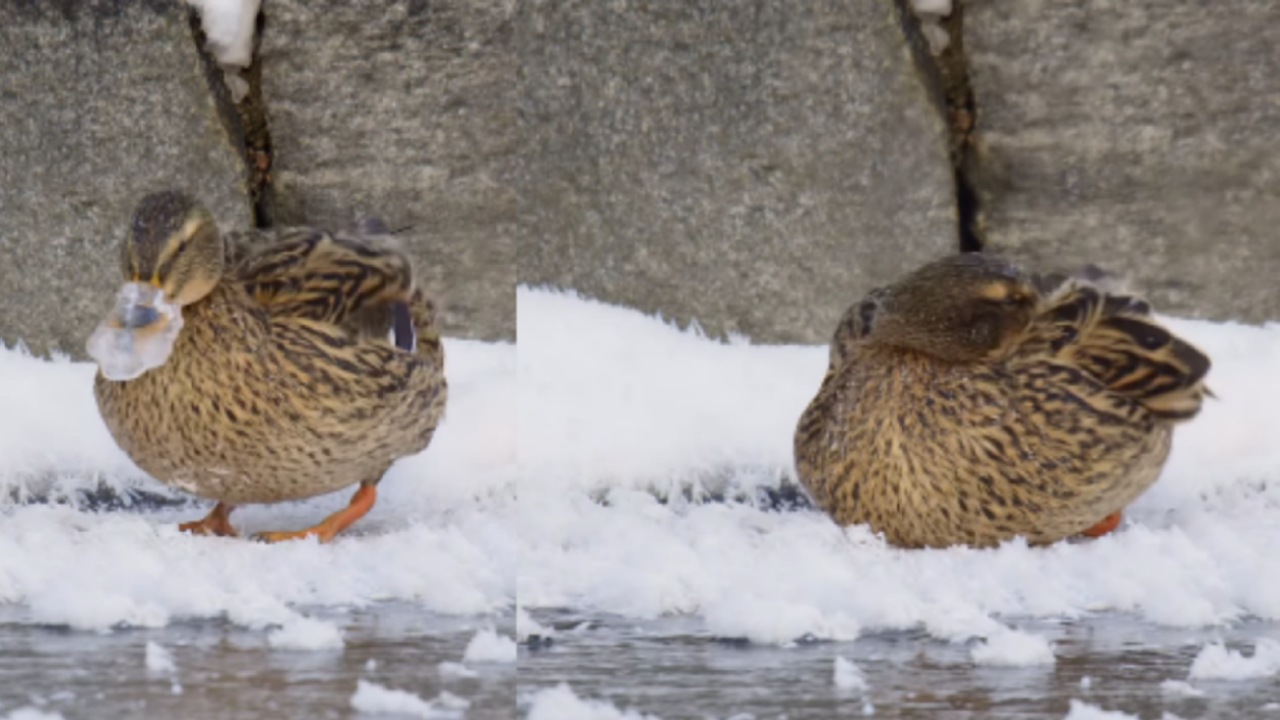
[0,604,515,719]
[518,611,1280,719]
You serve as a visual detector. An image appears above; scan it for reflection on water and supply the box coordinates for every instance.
[0,603,515,719]
[518,612,1280,719]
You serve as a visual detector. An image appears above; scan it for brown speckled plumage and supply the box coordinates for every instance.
[794,253,1210,549]
[93,192,446,521]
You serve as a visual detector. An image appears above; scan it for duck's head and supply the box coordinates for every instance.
[87,191,225,381]
[866,253,1039,364]
[118,191,225,311]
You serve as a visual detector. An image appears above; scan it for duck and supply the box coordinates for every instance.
[793,252,1210,549]
[88,190,447,542]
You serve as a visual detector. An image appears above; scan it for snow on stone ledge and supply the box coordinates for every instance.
[185,0,260,68]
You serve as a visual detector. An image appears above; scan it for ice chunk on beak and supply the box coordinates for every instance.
[86,282,185,381]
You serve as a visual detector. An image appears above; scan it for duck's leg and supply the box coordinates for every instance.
[252,481,378,544]
[178,502,238,537]
[1079,510,1124,538]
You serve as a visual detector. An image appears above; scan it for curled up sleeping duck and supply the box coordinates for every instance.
[86,191,447,542]
[794,253,1211,549]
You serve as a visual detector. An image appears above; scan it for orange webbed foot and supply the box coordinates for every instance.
[178,502,238,537]
[1079,510,1124,539]
[252,483,377,544]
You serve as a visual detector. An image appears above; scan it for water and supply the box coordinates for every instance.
[0,604,515,719]
[518,611,1280,719]
[7,592,1278,719]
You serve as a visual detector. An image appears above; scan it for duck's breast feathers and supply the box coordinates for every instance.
[1019,280,1211,421]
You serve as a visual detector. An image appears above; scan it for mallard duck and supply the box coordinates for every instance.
[794,253,1210,549]
[89,191,447,542]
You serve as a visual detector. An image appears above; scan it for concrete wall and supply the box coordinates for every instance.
[1,0,1276,355]
[0,0,514,357]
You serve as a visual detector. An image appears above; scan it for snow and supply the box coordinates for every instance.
[524,683,662,720]
[1159,679,1204,697]
[833,656,868,692]
[518,287,1280,652]
[909,0,952,53]
[349,680,468,719]
[185,0,260,68]
[461,628,517,663]
[267,616,344,651]
[1,710,65,720]
[0,338,515,636]
[1062,700,1138,720]
[970,628,1055,666]
[8,272,1280,705]
[437,661,478,680]
[1187,639,1280,680]
[144,641,176,674]
[911,0,952,15]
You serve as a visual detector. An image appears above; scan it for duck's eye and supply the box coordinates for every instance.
[1008,291,1037,307]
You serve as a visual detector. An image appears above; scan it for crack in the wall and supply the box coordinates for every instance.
[237,9,274,229]
[187,7,273,229]
[894,0,983,254]
[935,3,982,253]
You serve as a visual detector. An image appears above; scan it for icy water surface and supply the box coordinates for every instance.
[0,604,515,719]
[518,612,1280,719]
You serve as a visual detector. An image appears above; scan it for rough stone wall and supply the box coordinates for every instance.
[964,0,1280,323]
[0,1,251,358]
[2,0,1278,356]
[0,0,515,359]
[517,0,958,344]
[262,0,516,340]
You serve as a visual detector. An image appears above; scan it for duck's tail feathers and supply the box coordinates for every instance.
[404,288,444,369]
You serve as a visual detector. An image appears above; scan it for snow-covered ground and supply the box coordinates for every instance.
[517,285,1280,717]
[0,337,516,638]
[6,284,1280,719]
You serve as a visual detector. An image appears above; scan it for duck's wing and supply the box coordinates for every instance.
[1018,280,1211,421]
[229,228,417,347]
[234,229,412,322]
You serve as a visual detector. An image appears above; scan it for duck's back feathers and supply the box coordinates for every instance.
[1019,280,1211,421]
[235,232,411,323]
